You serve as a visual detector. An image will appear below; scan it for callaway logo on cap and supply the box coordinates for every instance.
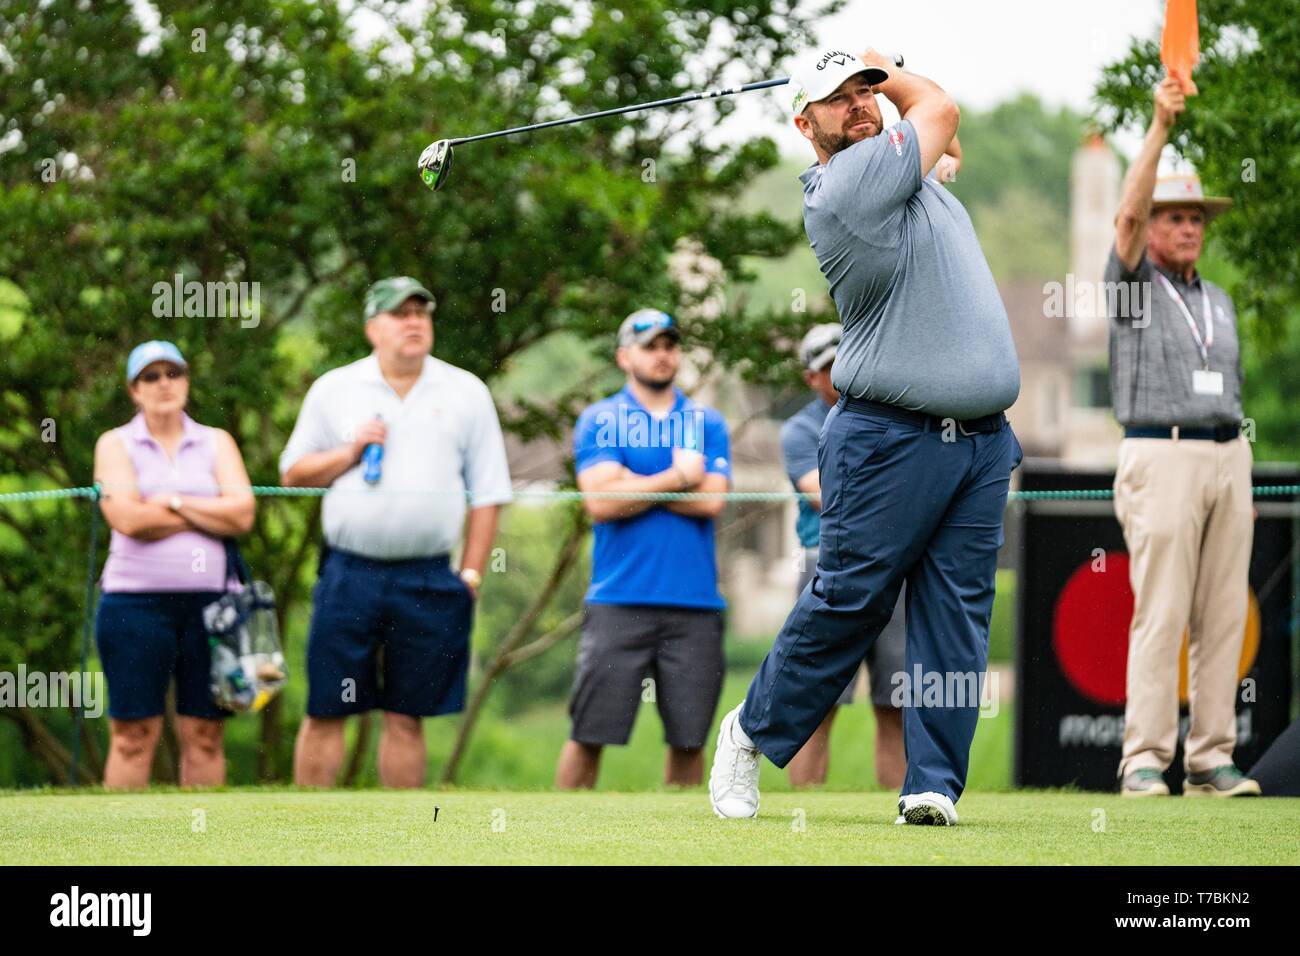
[789,47,890,119]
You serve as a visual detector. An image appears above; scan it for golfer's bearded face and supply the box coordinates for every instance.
[805,76,883,156]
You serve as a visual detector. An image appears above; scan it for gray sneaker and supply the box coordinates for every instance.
[1120,767,1170,797]
[1183,765,1261,798]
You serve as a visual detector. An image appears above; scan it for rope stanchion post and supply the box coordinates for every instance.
[70,481,102,787]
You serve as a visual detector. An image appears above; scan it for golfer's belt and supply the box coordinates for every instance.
[843,397,1006,435]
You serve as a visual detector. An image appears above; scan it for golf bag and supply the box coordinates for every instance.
[203,539,287,713]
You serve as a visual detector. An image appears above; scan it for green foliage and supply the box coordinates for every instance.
[947,93,1085,225]
[968,186,1069,282]
[0,0,837,783]
[472,503,591,716]
[1093,0,1300,335]
[1094,0,1300,463]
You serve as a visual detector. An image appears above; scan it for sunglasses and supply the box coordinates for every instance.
[633,312,675,333]
[136,367,187,384]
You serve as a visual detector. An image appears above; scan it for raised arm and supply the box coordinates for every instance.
[862,48,959,177]
[1115,76,1185,270]
[932,133,961,183]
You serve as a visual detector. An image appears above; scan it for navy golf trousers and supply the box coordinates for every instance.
[740,397,1022,802]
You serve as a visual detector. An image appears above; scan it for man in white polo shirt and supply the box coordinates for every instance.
[281,276,513,788]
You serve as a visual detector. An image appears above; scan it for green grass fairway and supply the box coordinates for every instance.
[2,790,1296,865]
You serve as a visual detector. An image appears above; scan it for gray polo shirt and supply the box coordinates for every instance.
[798,119,1020,419]
[1104,245,1243,427]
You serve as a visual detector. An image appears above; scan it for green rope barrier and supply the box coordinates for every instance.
[3,483,1300,505]
[0,486,100,503]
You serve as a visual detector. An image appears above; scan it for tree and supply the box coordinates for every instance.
[1094,0,1300,465]
[1093,0,1300,334]
[0,0,838,784]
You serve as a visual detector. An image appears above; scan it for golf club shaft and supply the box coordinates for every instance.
[450,54,903,147]
[451,79,789,146]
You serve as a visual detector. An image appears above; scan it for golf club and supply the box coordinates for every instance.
[417,52,905,191]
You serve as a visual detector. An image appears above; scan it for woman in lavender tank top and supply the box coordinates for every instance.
[93,341,255,789]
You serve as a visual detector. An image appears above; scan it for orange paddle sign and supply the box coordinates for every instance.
[1162,0,1200,94]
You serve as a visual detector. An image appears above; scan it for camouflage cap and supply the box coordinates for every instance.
[617,308,680,349]
[363,276,436,321]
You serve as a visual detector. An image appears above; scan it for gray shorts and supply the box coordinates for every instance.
[569,603,725,750]
[798,547,906,708]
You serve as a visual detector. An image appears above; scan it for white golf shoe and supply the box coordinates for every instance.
[894,791,958,826]
[709,704,760,819]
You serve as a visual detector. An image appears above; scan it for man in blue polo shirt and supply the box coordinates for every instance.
[556,309,732,789]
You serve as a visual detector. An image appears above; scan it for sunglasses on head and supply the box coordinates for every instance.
[633,312,674,333]
[136,367,186,384]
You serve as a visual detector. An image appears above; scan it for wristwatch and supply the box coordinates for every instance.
[168,495,182,512]
[460,568,482,591]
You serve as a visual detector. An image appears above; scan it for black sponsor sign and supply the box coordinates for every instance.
[1014,462,1297,791]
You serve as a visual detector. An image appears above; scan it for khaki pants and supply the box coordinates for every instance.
[1113,434,1253,777]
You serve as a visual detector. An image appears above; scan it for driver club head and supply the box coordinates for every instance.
[417,139,454,191]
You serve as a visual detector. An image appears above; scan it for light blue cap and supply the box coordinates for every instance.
[126,340,187,383]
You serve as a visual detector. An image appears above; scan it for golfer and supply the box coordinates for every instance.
[782,323,906,790]
[556,309,731,789]
[94,341,256,789]
[1107,78,1258,798]
[282,277,512,788]
[710,47,1021,825]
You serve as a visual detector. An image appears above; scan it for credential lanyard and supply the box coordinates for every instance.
[1156,272,1212,369]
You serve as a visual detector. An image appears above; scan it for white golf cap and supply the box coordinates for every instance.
[799,323,842,371]
[789,48,889,119]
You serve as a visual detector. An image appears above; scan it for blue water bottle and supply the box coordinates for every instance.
[362,415,383,485]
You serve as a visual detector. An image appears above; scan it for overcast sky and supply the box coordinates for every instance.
[717,0,1167,158]
[127,0,1171,163]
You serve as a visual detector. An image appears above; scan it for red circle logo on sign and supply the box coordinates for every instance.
[1052,551,1259,707]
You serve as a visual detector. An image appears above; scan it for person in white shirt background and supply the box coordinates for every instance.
[280,276,513,788]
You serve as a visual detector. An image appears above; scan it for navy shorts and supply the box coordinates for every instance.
[95,590,230,720]
[306,546,474,719]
